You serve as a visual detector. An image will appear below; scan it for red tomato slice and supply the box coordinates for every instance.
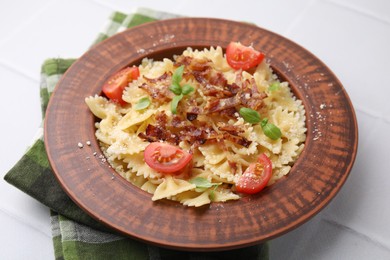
[144,142,193,174]
[102,66,140,105]
[226,42,265,70]
[236,153,272,194]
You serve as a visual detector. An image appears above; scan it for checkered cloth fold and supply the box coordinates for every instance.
[4,8,268,260]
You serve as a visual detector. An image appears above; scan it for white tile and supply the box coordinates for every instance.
[0,210,53,260]
[285,0,390,118]
[322,119,390,248]
[175,0,313,34]
[327,0,390,23]
[91,0,183,13]
[0,65,53,237]
[93,0,312,34]
[0,0,52,42]
[0,0,112,81]
[271,214,390,259]
[0,188,52,237]
[0,66,41,175]
[354,109,381,151]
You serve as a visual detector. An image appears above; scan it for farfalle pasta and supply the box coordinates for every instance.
[85,44,306,207]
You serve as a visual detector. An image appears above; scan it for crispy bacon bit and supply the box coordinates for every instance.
[139,72,173,104]
[228,161,238,175]
[201,83,223,96]
[217,123,245,136]
[186,106,202,118]
[209,72,227,87]
[227,83,240,95]
[223,133,252,148]
[187,113,198,121]
[138,124,180,145]
[203,77,267,113]
[136,55,265,152]
[204,97,238,113]
[236,137,252,148]
[219,107,238,118]
[238,78,267,110]
[175,55,194,67]
[176,56,232,99]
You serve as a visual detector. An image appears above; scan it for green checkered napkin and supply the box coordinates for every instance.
[4,8,268,260]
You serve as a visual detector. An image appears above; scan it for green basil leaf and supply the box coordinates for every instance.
[171,94,183,114]
[262,120,282,140]
[134,97,151,110]
[189,177,214,188]
[239,107,261,124]
[195,187,208,192]
[181,84,194,95]
[209,185,219,201]
[172,65,184,86]
[269,82,280,91]
[169,83,182,95]
[261,118,268,127]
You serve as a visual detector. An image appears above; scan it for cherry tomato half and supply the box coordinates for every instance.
[144,142,193,174]
[226,42,265,70]
[236,153,272,194]
[102,66,140,105]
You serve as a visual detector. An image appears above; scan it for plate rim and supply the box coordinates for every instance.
[44,17,358,251]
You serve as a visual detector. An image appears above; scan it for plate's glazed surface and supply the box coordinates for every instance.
[44,18,358,251]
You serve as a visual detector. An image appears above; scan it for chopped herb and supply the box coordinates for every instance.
[260,118,268,128]
[239,107,282,140]
[239,107,261,124]
[190,177,214,188]
[172,65,185,86]
[209,185,219,201]
[261,118,282,140]
[181,84,194,95]
[171,94,183,114]
[190,177,221,195]
[269,82,280,91]
[169,83,182,95]
[134,97,151,110]
[169,65,195,114]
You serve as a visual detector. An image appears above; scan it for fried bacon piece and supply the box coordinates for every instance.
[138,112,179,144]
[217,123,245,136]
[204,97,239,113]
[216,123,252,147]
[238,78,268,110]
[172,56,269,114]
[186,107,202,121]
[139,72,174,104]
[228,161,238,175]
[175,56,232,98]
[223,133,252,148]
[138,111,251,148]
[219,107,238,118]
[136,55,264,149]
[204,78,267,114]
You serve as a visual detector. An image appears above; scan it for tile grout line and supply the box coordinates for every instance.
[325,0,390,25]
[0,60,39,82]
[88,0,121,11]
[282,0,318,37]
[322,218,390,252]
[0,205,52,238]
[355,105,390,125]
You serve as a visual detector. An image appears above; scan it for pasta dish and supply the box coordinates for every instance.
[85,42,306,207]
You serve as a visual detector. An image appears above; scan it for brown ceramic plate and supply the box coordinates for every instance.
[45,18,358,251]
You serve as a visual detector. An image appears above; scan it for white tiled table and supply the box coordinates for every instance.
[1,0,389,259]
